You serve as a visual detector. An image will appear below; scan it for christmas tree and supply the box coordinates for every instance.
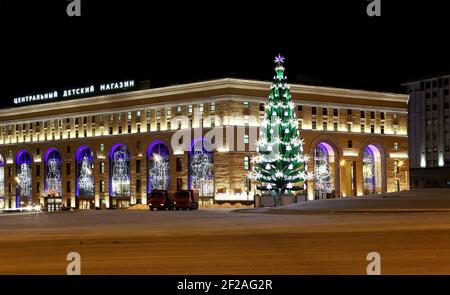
[251,54,309,206]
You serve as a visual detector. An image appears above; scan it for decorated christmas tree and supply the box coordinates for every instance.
[251,54,309,206]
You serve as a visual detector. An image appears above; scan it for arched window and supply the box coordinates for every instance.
[313,142,337,199]
[44,148,62,197]
[110,144,130,197]
[363,144,383,194]
[189,139,214,197]
[16,150,32,205]
[0,155,4,197]
[147,141,170,192]
[76,146,94,197]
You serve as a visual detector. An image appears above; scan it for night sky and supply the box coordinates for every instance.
[1,0,449,108]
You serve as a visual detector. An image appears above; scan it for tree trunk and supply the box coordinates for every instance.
[274,188,281,207]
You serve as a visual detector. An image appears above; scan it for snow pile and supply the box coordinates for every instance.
[201,202,253,209]
[127,204,150,210]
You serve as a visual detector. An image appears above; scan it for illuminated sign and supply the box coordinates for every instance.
[13,80,135,105]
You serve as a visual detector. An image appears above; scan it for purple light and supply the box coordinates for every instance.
[43,148,62,195]
[75,145,93,161]
[274,53,285,64]
[75,146,94,197]
[109,143,130,197]
[317,142,335,157]
[44,147,60,163]
[147,140,170,193]
[365,144,381,157]
[188,138,213,190]
[16,150,32,165]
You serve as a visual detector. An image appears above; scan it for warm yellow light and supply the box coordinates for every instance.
[398,161,404,167]
[340,160,346,167]
[14,176,20,183]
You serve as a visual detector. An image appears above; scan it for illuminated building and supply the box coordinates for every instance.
[405,74,450,188]
[0,78,409,209]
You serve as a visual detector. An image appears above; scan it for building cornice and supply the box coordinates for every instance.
[0,78,409,119]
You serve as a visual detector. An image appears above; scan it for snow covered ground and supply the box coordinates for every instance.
[269,189,450,213]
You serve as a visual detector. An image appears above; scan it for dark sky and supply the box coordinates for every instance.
[1,0,449,108]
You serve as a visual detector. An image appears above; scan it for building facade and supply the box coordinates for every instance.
[405,74,450,188]
[0,78,409,209]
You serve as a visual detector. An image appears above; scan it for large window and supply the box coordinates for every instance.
[44,148,62,197]
[147,141,170,192]
[313,142,337,199]
[362,144,383,195]
[110,144,130,197]
[0,155,4,209]
[16,150,32,206]
[0,155,4,197]
[76,146,94,197]
[189,139,214,197]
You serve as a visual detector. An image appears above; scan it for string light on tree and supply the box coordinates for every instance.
[250,54,309,206]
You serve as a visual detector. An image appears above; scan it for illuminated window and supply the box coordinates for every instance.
[210,103,215,112]
[199,104,204,113]
[147,141,170,192]
[127,112,131,120]
[110,144,131,197]
[243,101,249,108]
[100,180,105,193]
[244,156,250,170]
[188,105,193,113]
[244,134,249,144]
[76,147,94,197]
[100,162,105,174]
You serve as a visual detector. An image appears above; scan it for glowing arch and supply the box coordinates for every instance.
[109,144,130,197]
[75,146,94,197]
[15,150,32,206]
[362,144,383,194]
[188,138,214,197]
[44,148,62,197]
[313,142,338,199]
[147,140,170,192]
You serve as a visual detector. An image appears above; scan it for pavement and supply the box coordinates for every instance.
[0,194,449,274]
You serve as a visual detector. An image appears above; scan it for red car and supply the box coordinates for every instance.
[148,190,173,210]
[173,190,199,210]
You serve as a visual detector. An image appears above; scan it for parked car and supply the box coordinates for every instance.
[148,190,173,210]
[173,190,199,210]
